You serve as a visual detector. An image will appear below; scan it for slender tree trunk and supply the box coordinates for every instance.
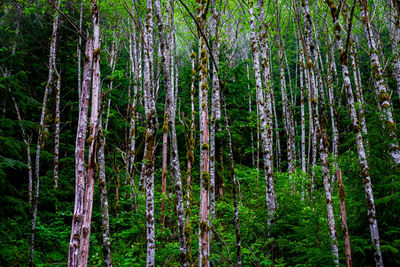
[276,10,295,179]
[299,39,306,199]
[98,98,112,267]
[337,169,352,267]
[68,36,93,267]
[197,0,210,264]
[221,93,242,266]
[388,0,400,103]
[97,35,117,266]
[128,6,140,211]
[143,1,157,265]
[53,71,61,208]
[209,0,221,235]
[30,1,61,264]
[10,93,33,207]
[301,1,339,265]
[249,0,276,226]
[327,34,339,191]
[80,2,101,264]
[247,65,255,166]
[350,40,368,150]
[184,50,196,266]
[77,0,83,102]
[360,0,400,165]
[326,1,384,265]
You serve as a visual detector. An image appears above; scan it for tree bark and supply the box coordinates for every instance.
[68,36,93,267]
[80,1,101,264]
[197,0,210,264]
[143,0,157,265]
[249,0,276,225]
[337,169,352,267]
[53,70,61,208]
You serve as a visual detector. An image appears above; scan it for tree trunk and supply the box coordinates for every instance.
[209,0,221,236]
[53,71,61,208]
[360,0,400,165]
[68,36,93,267]
[143,1,157,265]
[337,169,352,267]
[80,1,101,264]
[388,0,400,103]
[98,99,112,267]
[77,0,83,102]
[247,65,255,166]
[184,50,196,266]
[10,93,33,207]
[249,0,276,226]
[301,1,339,265]
[197,0,210,264]
[97,35,117,266]
[30,0,61,264]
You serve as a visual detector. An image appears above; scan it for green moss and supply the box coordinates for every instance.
[202,170,210,188]
[93,48,101,57]
[201,143,209,150]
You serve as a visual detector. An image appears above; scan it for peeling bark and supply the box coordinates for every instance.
[68,37,93,267]
[80,1,101,264]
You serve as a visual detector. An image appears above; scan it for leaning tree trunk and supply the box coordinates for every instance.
[68,37,93,267]
[326,1,383,265]
[80,2,101,265]
[360,0,400,165]
[10,93,33,207]
[143,0,158,265]
[301,0,339,265]
[30,0,61,264]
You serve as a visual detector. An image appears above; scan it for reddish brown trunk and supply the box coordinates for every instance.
[337,169,352,267]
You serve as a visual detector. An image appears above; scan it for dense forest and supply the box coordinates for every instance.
[1,0,400,266]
